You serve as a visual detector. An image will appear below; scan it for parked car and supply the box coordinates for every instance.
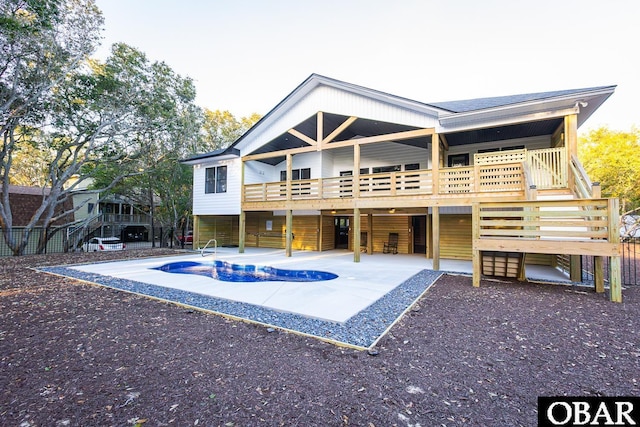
[179,231,193,244]
[82,237,126,252]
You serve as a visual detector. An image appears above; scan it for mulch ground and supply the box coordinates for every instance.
[1,250,638,426]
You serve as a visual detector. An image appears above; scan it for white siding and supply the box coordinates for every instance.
[245,161,277,184]
[273,151,322,179]
[193,158,241,215]
[330,142,431,175]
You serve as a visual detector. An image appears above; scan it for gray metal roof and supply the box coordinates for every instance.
[428,86,616,113]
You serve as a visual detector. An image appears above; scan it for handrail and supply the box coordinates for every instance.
[521,161,537,200]
[201,239,217,257]
[570,154,594,198]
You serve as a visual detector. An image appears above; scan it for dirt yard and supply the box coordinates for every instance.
[1,250,638,426]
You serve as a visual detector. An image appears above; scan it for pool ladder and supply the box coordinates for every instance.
[201,239,217,257]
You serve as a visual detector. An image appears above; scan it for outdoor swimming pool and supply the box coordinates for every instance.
[152,260,338,282]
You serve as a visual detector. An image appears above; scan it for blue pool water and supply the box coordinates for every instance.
[152,260,338,282]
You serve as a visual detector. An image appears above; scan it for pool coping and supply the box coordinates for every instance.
[37,264,443,350]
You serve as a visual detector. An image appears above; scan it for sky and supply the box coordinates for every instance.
[93,0,639,132]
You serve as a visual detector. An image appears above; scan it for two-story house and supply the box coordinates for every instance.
[183,74,622,301]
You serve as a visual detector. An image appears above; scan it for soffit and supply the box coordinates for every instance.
[248,113,427,165]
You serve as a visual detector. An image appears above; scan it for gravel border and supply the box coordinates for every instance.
[38,265,443,349]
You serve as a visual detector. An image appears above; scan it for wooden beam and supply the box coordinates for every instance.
[439,134,449,151]
[316,111,323,151]
[551,121,564,148]
[288,128,316,146]
[323,116,357,144]
[326,128,435,150]
[244,127,434,162]
[243,145,316,162]
[473,239,619,257]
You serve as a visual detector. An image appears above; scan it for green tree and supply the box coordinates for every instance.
[0,0,106,255]
[199,109,260,152]
[90,46,203,246]
[578,126,640,213]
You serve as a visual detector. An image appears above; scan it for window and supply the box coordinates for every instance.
[404,163,420,190]
[372,165,401,173]
[448,154,469,167]
[87,202,95,214]
[477,145,525,153]
[279,168,311,196]
[280,168,311,181]
[205,166,227,194]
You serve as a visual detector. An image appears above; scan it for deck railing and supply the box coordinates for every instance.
[475,147,566,189]
[472,198,621,301]
[244,148,568,203]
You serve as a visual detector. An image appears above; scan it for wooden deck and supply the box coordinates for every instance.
[472,198,622,302]
[243,148,566,210]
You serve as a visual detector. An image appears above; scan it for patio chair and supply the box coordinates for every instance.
[360,232,368,253]
[383,232,398,254]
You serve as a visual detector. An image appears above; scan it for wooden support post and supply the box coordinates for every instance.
[608,198,622,302]
[286,153,292,201]
[353,207,361,262]
[517,254,527,282]
[565,114,578,190]
[318,215,323,252]
[609,257,622,302]
[472,203,481,287]
[240,159,245,203]
[570,255,582,282]
[239,159,246,253]
[194,215,200,249]
[353,143,360,198]
[367,213,373,254]
[238,211,245,253]
[594,256,604,293]
[285,209,292,257]
[426,209,432,258]
[431,134,439,195]
[432,206,440,271]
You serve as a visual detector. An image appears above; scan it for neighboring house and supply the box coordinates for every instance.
[68,178,153,243]
[183,74,622,301]
[2,185,74,226]
[0,185,74,255]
